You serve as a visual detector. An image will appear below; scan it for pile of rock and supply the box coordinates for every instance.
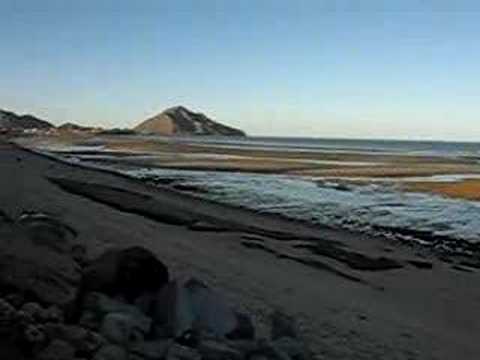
[0,212,309,360]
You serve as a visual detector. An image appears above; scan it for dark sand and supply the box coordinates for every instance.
[2,138,480,359]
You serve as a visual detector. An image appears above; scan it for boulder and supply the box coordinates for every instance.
[166,343,202,360]
[228,312,255,340]
[78,291,155,330]
[17,212,76,254]
[92,344,128,360]
[23,324,47,347]
[44,323,104,356]
[270,311,297,340]
[5,293,25,308]
[0,298,16,332]
[21,302,44,322]
[130,340,172,359]
[100,312,151,345]
[36,339,75,360]
[0,221,81,306]
[41,305,64,323]
[81,246,169,303]
[198,340,243,360]
[273,337,309,360]
[153,278,254,339]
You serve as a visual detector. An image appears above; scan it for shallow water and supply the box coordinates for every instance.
[123,167,480,249]
[35,136,480,254]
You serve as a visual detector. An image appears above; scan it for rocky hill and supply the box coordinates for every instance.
[134,106,246,137]
[58,122,102,133]
[0,109,53,130]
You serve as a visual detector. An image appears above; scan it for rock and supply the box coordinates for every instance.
[227,312,255,340]
[23,324,46,346]
[250,340,291,360]
[248,356,269,360]
[0,221,81,306]
[5,293,25,308]
[92,344,128,360]
[83,292,152,329]
[44,323,104,356]
[273,337,308,360]
[21,302,44,322]
[166,343,202,360]
[198,340,243,360]
[81,246,169,303]
[79,311,101,330]
[15,310,35,327]
[100,312,151,345]
[71,244,87,267]
[0,298,16,332]
[134,291,157,316]
[130,340,172,359]
[18,212,76,253]
[270,311,297,340]
[36,339,75,360]
[153,278,251,339]
[226,339,259,354]
[41,305,64,323]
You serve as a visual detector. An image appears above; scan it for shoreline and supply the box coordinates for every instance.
[15,140,480,261]
[3,137,480,358]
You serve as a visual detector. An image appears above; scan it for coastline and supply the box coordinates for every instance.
[3,137,480,359]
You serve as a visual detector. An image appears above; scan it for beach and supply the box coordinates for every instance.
[15,134,480,250]
[3,136,480,359]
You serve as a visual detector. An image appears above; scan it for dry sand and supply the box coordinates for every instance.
[2,138,480,359]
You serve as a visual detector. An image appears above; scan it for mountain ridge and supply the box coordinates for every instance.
[0,109,54,130]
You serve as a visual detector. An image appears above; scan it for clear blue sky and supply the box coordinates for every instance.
[1,0,479,140]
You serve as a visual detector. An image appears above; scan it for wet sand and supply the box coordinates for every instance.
[3,137,480,359]
[404,179,480,201]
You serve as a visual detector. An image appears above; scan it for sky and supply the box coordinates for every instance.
[0,0,479,141]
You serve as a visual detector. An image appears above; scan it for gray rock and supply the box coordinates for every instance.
[21,302,44,321]
[71,244,87,266]
[167,343,202,360]
[250,340,291,360]
[226,340,259,354]
[44,323,104,355]
[100,312,151,345]
[41,305,64,323]
[270,311,297,340]
[79,310,101,330]
[134,291,157,315]
[83,292,152,325]
[273,337,308,360]
[130,340,172,359]
[5,293,25,308]
[0,298,16,331]
[81,246,169,303]
[198,340,243,360]
[0,221,81,306]
[36,339,75,360]
[248,356,269,360]
[23,324,46,345]
[92,344,128,360]
[153,278,251,339]
[79,292,152,333]
[15,310,35,327]
[18,212,76,253]
[228,312,255,340]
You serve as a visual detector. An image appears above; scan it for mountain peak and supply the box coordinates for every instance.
[134,106,246,137]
